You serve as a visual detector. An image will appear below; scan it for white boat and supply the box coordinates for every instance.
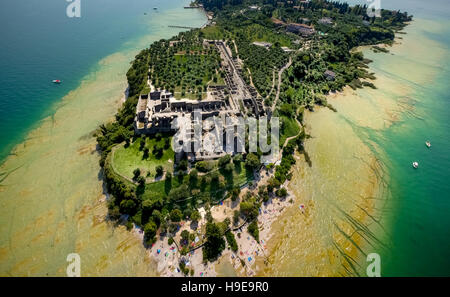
[425,141,431,148]
[52,79,61,84]
[412,161,419,169]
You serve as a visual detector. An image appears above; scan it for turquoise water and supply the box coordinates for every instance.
[383,68,450,276]
[346,0,450,276]
[375,44,450,275]
[0,0,200,160]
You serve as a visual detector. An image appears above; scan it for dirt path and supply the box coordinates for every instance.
[268,69,276,98]
[271,57,293,113]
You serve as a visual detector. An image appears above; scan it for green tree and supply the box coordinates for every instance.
[276,187,288,198]
[133,168,141,180]
[170,209,183,222]
[180,230,190,246]
[203,222,226,261]
[168,184,189,202]
[231,186,240,201]
[190,210,201,224]
[223,163,234,173]
[245,153,260,169]
[233,210,240,225]
[239,197,259,220]
[225,231,238,252]
[155,165,164,177]
[233,154,243,164]
[189,168,198,184]
[120,199,137,214]
[151,209,162,225]
[195,161,211,172]
[218,155,231,167]
[144,220,158,244]
[177,159,188,172]
[247,221,259,242]
[137,176,146,187]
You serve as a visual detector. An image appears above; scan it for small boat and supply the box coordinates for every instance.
[153,7,157,10]
[425,141,431,148]
[52,79,61,84]
[299,204,305,213]
[412,161,419,169]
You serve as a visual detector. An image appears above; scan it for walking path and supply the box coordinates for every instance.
[271,57,293,113]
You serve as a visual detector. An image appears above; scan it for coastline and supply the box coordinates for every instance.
[255,104,383,276]
[253,17,448,276]
[251,35,406,277]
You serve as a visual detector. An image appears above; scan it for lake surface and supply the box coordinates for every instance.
[0,0,206,160]
[0,0,206,276]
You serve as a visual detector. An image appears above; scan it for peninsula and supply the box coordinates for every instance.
[95,0,411,276]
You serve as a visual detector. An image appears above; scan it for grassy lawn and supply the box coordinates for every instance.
[244,24,293,47]
[201,25,227,40]
[141,161,253,203]
[173,90,207,100]
[279,115,300,146]
[112,136,174,180]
